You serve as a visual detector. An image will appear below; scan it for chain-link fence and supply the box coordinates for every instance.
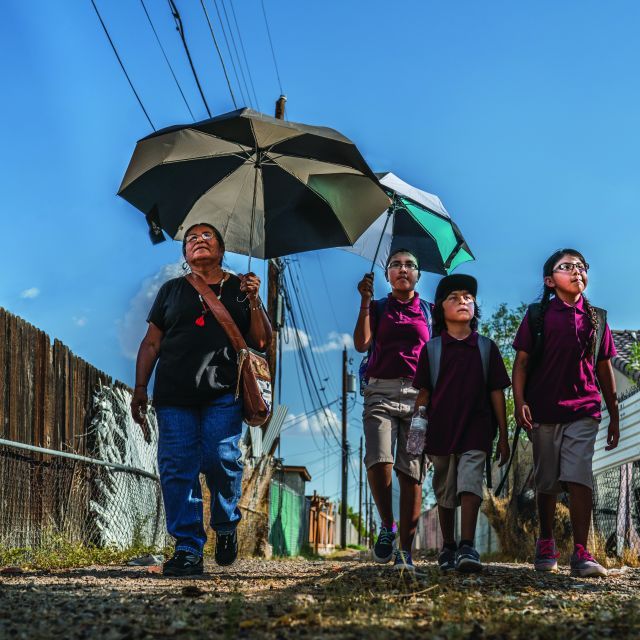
[593,461,640,558]
[0,384,168,552]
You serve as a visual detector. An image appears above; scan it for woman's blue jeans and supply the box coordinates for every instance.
[155,394,244,556]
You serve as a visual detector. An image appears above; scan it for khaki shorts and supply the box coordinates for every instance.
[531,417,599,494]
[429,450,486,509]
[362,377,426,483]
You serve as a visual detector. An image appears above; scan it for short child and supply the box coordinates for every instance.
[413,274,510,574]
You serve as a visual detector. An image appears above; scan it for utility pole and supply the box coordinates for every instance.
[358,436,363,546]
[266,95,286,448]
[340,346,348,548]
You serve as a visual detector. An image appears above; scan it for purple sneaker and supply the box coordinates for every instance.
[534,538,559,572]
[570,544,607,578]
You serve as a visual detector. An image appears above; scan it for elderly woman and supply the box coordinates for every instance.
[131,222,272,576]
[353,249,432,572]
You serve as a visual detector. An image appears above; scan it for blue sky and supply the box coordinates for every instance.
[1,1,638,508]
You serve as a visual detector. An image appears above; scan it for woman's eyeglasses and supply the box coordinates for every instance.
[185,231,215,244]
[553,262,589,274]
[387,261,418,271]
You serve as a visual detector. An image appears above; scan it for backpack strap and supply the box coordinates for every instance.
[418,298,434,337]
[367,297,388,355]
[594,307,607,362]
[477,335,491,382]
[425,336,442,389]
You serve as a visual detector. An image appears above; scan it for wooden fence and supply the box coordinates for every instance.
[0,307,114,453]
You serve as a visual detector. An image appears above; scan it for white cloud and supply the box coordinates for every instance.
[283,408,341,437]
[73,316,88,327]
[280,326,311,352]
[118,262,184,360]
[312,331,354,354]
[20,287,40,299]
[280,328,353,354]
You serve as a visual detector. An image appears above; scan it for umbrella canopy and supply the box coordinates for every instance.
[344,172,474,275]
[118,108,391,261]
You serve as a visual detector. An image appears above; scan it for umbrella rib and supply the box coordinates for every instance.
[267,150,368,174]
[388,190,451,222]
[267,156,354,244]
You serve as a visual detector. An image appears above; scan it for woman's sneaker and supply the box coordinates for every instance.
[215,530,238,566]
[393,550,415,572]
[534,538,560,572]
[163,550,204,577]
[455,544,482,573]
[570,544,607,577]
[372,524,397,563]
[438,547,457,572]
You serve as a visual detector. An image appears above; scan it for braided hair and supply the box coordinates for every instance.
[541,248,598,358]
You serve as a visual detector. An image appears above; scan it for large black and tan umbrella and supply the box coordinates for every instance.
[118,108,390,265]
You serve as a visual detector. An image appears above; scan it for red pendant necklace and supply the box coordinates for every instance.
[195,274,225,326]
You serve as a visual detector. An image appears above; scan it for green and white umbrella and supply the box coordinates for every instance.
[344,172,474,275]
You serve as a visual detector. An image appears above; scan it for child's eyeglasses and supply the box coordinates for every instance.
[185,231,215,244]
[553,262,589,274]
[387,261,418,271]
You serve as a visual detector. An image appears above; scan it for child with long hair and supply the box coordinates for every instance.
[512,249,619,577]
[413,274,510,573]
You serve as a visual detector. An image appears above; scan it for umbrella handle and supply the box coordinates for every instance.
[247,162,260,273]
[369,207,394,272]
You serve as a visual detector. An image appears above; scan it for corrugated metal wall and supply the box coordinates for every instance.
[268,480,306,556]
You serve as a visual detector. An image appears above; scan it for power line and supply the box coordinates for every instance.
[229,0,260,110]
[284,279,342,450]
[90,0,155,130]
[200,0,238,109]
[260,0,283,94]
[168,0,212,117]
[283,273,342,448]
[210,0,245,107]
[139,0,195,120]
[220,0,252,107]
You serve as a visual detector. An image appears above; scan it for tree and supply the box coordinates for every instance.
[480,302,528,436]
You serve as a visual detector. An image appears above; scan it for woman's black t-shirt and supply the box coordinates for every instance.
[147,275,251,407]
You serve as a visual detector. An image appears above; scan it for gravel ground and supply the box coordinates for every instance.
[1,558,639,639]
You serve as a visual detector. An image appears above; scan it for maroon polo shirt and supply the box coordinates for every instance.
[512,296,616,424]
[365,293,430,380]
[412,331,511,455]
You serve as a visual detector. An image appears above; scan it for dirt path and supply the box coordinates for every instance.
[1,558,639,639]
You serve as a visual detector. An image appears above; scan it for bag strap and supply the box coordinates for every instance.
[478,335,491,381]
[367,297,388,355]
[594,307,607,362]
[426,336,442,389]
[185,273,248,354]
[418,298,434,337]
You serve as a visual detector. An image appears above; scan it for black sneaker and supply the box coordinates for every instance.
[163,550,203,577]
[372,524,397,563]
[455,544,482,573]
[438,547,456,572]
[215,530,238,566]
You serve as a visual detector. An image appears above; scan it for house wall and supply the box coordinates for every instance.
[594,389,640,474]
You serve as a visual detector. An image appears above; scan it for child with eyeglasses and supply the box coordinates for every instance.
[512,248,619,577]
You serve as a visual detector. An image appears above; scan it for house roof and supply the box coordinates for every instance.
[282,465,312,482]
[611,330,640,385]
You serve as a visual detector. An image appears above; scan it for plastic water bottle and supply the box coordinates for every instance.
[407,406,428,455]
